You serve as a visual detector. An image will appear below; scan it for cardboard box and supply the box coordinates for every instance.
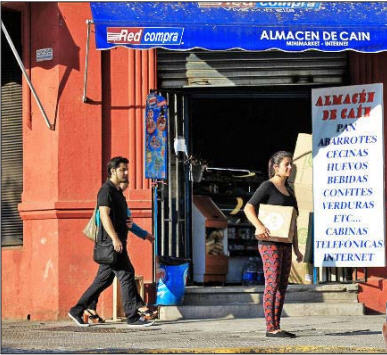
[291,182,313,211]
[289,262,313,284]
[289,133,312,186]
[258,204,297,243]
[288,209,313,284]
[295,209,312,245]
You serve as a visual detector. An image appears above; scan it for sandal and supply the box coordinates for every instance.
[83,309,105,324]
[138,308,158,320]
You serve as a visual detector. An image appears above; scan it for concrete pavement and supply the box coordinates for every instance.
[2,315,386,353]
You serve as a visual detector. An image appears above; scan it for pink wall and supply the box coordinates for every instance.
[2,2,155,320]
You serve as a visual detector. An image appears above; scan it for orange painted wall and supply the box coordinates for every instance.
[349,52,387,313]
[3,220,60,320]
[358,277,387,314]
[3,3,386,320]
[2,2,155,320]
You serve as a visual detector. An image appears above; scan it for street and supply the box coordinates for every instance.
[2,315,386,353]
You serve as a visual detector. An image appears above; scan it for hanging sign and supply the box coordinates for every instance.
[90,2,387,53]
[36,48,53,62]
[312,83,385,267]
[144,92,168,179]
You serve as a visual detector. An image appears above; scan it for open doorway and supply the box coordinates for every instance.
[156,48,350,286]
[191,93,311,170]
[188,89,311,284]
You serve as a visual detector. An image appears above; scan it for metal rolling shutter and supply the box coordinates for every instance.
[157,49,348,88]
[1,10,23,246]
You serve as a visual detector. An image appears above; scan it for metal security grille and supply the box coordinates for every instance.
[157,92,191,259]
[157,49,348,88]
[1,10,23,246]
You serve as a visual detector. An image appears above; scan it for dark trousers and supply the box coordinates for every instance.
[258,242,292,332]
[70,250,145,322]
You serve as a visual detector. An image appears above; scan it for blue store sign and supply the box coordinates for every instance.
[90,2,387,53]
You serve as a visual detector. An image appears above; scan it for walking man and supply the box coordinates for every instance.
[68,156,155,327]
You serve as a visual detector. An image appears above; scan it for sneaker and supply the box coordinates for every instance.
[282,330,296,338]
[68,311,90,327]
[127,317,155,328]
[266,330,296,338]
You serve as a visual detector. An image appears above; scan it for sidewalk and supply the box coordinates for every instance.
[2,315,386,353]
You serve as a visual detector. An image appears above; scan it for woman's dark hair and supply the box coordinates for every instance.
[107,156,129,177]
[268,151,293,179]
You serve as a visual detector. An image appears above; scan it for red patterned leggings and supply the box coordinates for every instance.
[258,242,292,332]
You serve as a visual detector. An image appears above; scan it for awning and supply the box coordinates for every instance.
[90,2,387,53]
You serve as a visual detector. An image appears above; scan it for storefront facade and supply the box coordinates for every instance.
[1,2,387,320]
[2,2,155,320]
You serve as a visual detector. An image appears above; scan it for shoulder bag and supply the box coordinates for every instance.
[93,239,118,265]
[91,207,118,265]
[83,206,118,265]
[82,207,98,241]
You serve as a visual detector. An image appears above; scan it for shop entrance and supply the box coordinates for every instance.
[156,88,311,284]
[189,90,310,284]
[156,49,351,285]
[190,91,310,170]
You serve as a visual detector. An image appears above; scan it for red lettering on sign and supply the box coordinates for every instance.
[107,27,143,44]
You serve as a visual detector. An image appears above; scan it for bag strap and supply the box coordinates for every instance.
[92,205,98,243]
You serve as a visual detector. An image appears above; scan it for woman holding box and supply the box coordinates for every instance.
[244,150,303,338]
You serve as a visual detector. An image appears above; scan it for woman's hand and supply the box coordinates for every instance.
[126,216,133,229]
[294,249,303,263]
[255,225,270,240]
[145,233,155,243]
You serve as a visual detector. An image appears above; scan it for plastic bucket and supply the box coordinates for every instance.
[156,262,189,305]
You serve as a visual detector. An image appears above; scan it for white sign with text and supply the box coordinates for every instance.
[36,48,53,62]
[312,83,385,267]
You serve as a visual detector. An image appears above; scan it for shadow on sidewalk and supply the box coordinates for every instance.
[325,329,382,336]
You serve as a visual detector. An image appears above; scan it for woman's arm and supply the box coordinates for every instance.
[127,208,154,241]
[244,181,272,238]
[130,223,150,239]
[244,203,270,238]
[292,220,303,262]
[130,224,154,242]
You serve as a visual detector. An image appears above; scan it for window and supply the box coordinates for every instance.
[1,9,23,246]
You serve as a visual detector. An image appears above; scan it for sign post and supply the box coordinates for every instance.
[312,83,385,267]
[144,92,168,180]
[144,91,168,282]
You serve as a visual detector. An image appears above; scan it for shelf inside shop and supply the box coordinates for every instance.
[227,223,252,227]
[229,251,259,257]
[192,166,263,283]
